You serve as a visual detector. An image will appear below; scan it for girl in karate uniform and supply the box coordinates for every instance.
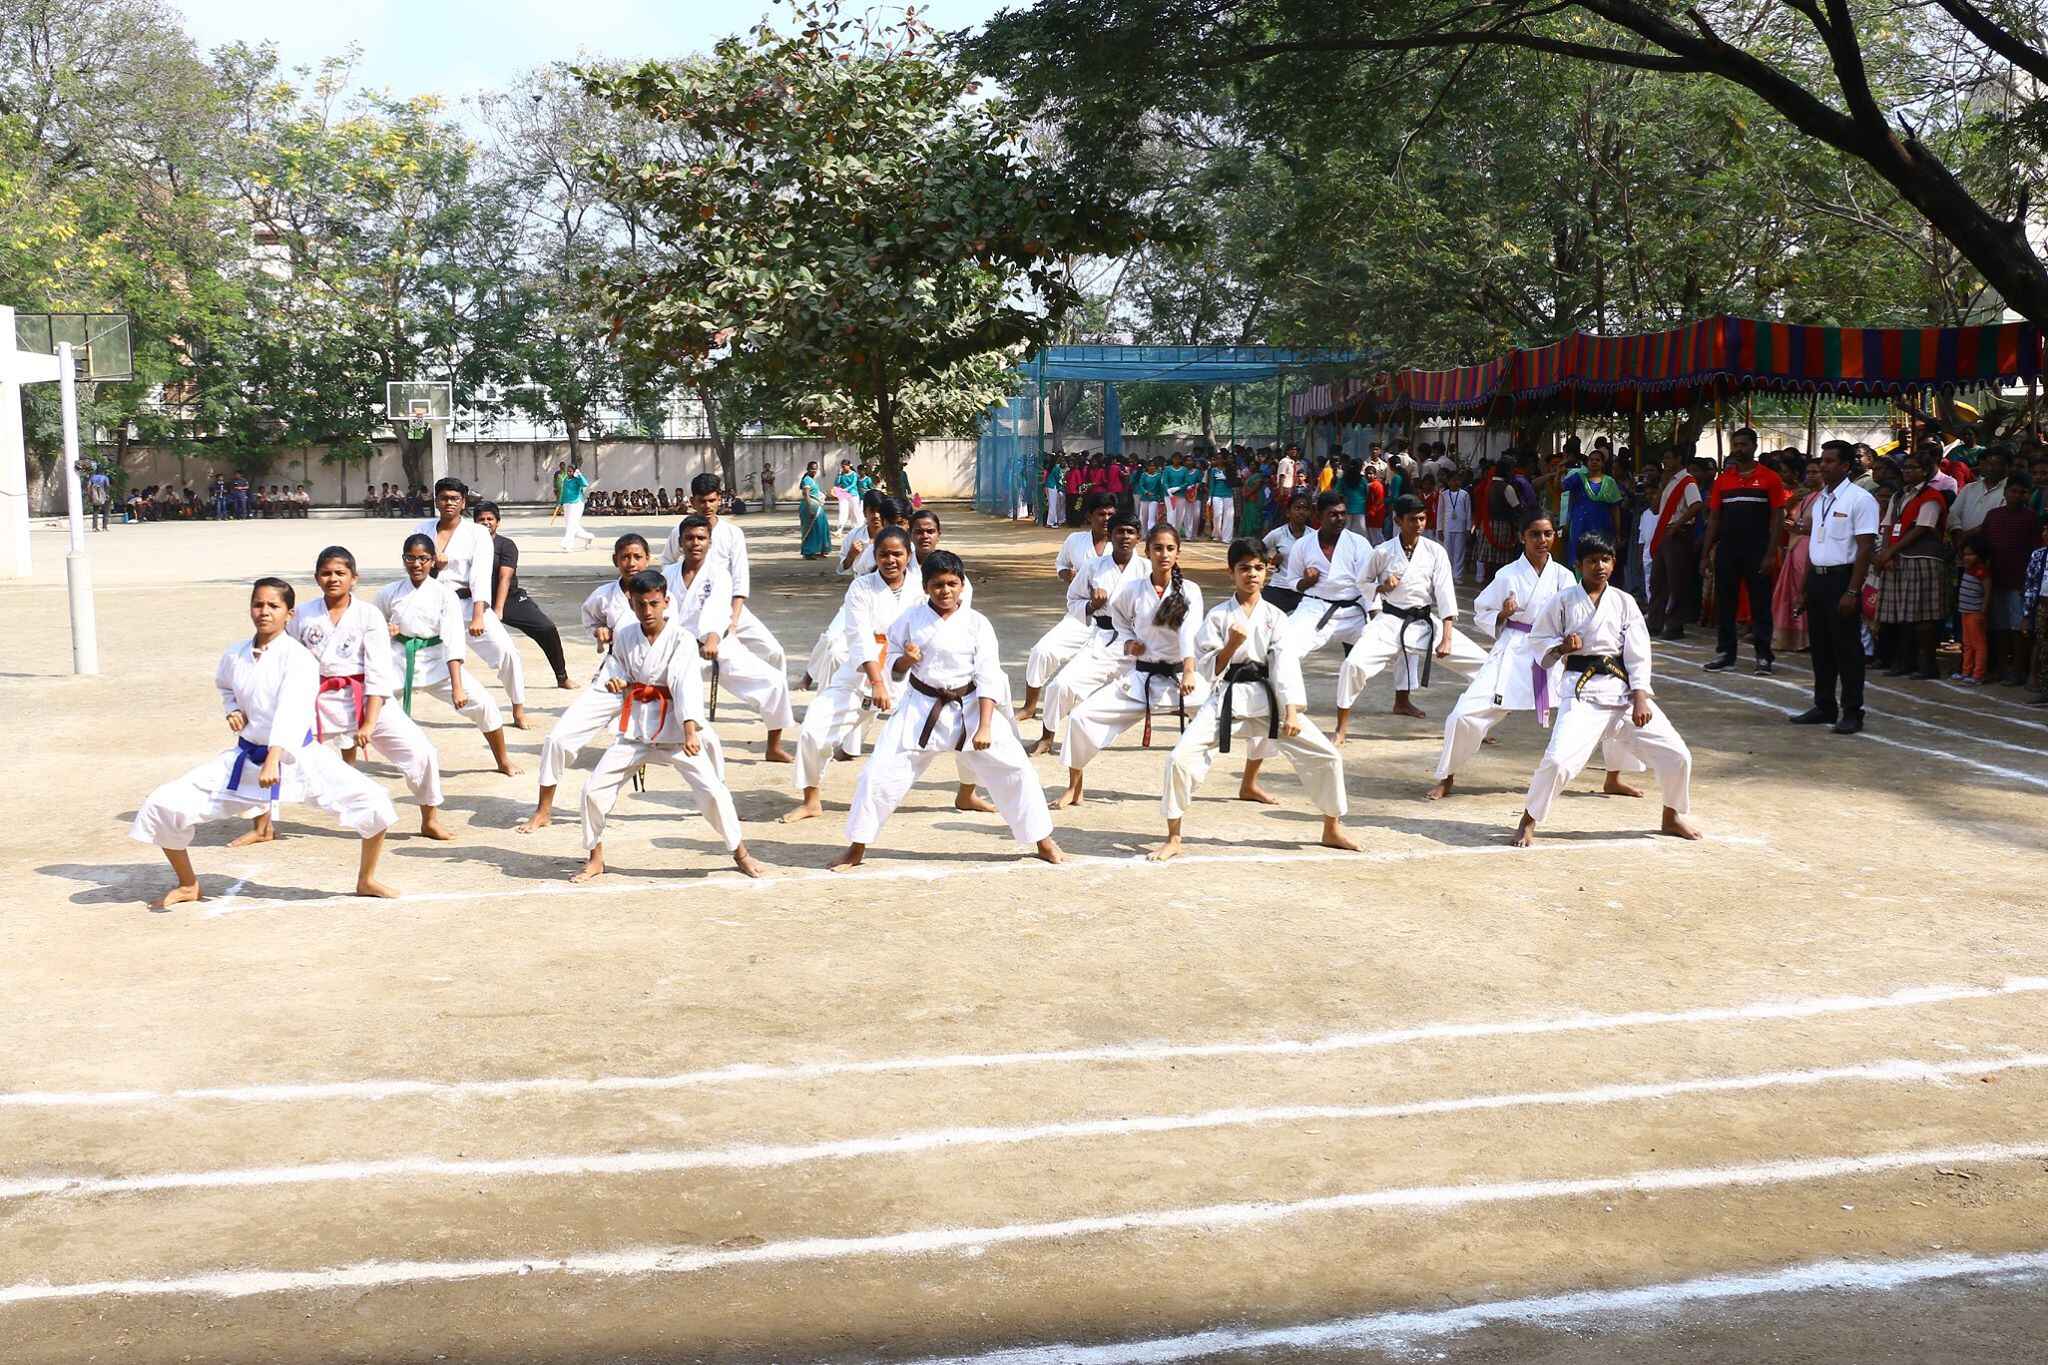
[831,551,1064,872]
[1150,539,1357,861]
[289,546,451,841]
[1024,512,1146,752]
[1427,513,1643,801]
[787,527,923,821]
[908,509,1000,815]
[131,578,398,909]
[1053,524,1204,807]
[1512,534,1701,847]
[375,534,517,776]
[518,535,667,833]
[664,514,796,761]
[806,497,904,691]
[571,570,763,882]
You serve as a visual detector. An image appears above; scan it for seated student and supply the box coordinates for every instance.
[1513,533,1700,847]
[294,485,313,517]
[129,577,399,909]
[181,486,200,519]
[657,487,673,513]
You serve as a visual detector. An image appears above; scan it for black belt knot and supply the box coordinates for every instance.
[1311,595,1364,630]
[1217,661,1278,754]
[1134,659,1185,748]
[1382,602,1439,689]
[1564,652,1630,698]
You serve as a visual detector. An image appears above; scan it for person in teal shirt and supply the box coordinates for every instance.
[1043,456,1066,526]
[1162,453,1193,537]
[1135,459,1167,530]
[1205,457,1237,541]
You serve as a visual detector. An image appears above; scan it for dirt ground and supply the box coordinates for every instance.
[3,506,2045,1364]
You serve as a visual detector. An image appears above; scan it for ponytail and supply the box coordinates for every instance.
[1154,562,1189,630]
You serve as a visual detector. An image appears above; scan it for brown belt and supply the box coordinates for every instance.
[908,672,976,749]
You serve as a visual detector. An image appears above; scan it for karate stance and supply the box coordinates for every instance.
[1332,495,1489,739]
[662,471,790,678]
[376,535,518,776]
[662,514,796,759]
[131,578,398,909]
[1018,495,1114,722]
[831,551,1063,871]
[290,546,452,841]
[415,477,528,728]
[1150,539,1357,861]
[571,570,764,881]
[1513,534,1701,847]
[805,496,905,691]
[1024,512,1146,751]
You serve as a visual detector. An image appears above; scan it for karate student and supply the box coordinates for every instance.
[1026,513,1148,754]
[1054,524,1204,807]
[831,550,1064,871]
[1261,491,1316,612]
[664,514,796,761]
[661,472,788,672]
[571,570,764,882]
[787,527,924,820]
[1426,512,1643,801]
[415,477,528,727]
[290,546,451,841]
[1055,493,1115,586]
[838,491,887,575]
[1332,495,1490,738]
[1150,538,1357,861]
[579,534,656,658]
[1513,534,1700,847]
[1283,491,1376,664]
[805,496,904,690]
[376,534,518,776]
[905,508,1001,814]
[131,578,398,909]
[1021,511,1145,727]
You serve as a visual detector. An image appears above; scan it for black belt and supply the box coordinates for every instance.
[1564,652,1631,698]
[908,672,976,749]
[1382,602,1439,689]
[1310,595,1365,630]
[1134,659,1186,748]
[1091,613,1114,635]
[1264,586,1303,613]
[1217,660,1278,754]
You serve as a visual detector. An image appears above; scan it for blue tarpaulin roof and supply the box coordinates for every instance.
[1026,345,1377,384]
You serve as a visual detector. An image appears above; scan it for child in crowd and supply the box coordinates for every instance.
[1954,535,1992,685]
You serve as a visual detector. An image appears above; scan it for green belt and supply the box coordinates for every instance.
[398,634,441,714]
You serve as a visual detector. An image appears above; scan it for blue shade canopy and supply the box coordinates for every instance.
[1028,345,1377,384]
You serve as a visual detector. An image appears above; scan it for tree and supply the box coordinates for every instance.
[578,0,1160,491]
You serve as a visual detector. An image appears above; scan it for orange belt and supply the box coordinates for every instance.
[617,683,672,735]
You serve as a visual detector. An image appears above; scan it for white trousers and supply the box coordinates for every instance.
[581,737,741,853]
[1336,614,1490,707]
[1433,691,1646,782]
[458,607,527,706]
[1139,500,1164,533]
[728,605,787,672]
[1046,489,1066,526]
[1026,613,1099,689]
[536,685,621,787]
[1524,700,1692,822]
[845,705,1053,847]
[131,743,397,850]
[560,501,592,549]
[794,675,879,790]
[316,691,444,808]
[805,618,849,691]
[1062,680,1191,771]
[835,490,859,534]
[1041,645,1120,736]
[1172,497,1199,538]
[409,676,505,734]
[1163,702,1346,820]
[1210,496,1235,543]
[1444,530,1470,580]
[708,641,795,731]
[1285,595,1370,660]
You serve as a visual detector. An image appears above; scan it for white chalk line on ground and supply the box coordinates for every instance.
[194,830,1749,918]
[7,1052,2044,1202]
[1659,633,2048,723]
[6,974,2041,1110]
[4,1142,2046,1307]
[895,1248,2048,1365]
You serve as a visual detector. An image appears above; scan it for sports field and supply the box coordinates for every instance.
[4,507,2045,1363]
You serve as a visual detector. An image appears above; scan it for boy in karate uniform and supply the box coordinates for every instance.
[831,551,1063,871]
[1019,495,1114,723]
[1513,534,1701,847]
[1332,494,1490,739]
[662,515,796,760]
[572,570,763,881]
[414,477,528,728]
[132,578,398,909]
[661,472,788,676]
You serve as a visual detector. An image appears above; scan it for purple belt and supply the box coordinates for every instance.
[1500,620,1554,723]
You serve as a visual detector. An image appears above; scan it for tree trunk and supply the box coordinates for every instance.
[697,385,740,493]
[398,433,431,492]
[1197,389,1214,442]
[875,385,907,495]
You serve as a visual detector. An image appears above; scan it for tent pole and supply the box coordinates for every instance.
[1806,392,1819,459]
[1714,382,1725,464]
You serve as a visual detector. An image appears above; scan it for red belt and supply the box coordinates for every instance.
[618,683,672,736]
[316,674,366,741]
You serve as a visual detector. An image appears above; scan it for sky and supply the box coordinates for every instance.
[172,0,1015,116]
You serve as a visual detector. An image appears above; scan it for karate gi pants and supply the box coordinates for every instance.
[1061,682,1191,770]
[1336,617,1490,708]
[1025,614,1100,689]
[560,501,593,550]
[318,693,445,808]
[1434,692,1646,782]
[581,738,741,852]
[1041,648,1120,736]
[1163,706,1346,820]
[410,677,505,735]
[729,606,787,672]
[709,642,795,731]
[1210,496,1235,543]
[456,607,527,706]
[536,686,621,786]
[1285,598,1371,666]
[845,709,1053,846]
[805,625,849,692]
[132,744,397,849]
[1524,700,1691,822]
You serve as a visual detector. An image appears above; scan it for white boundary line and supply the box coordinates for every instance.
[897,1248,2048,1365]
[4,1142,2045,1306]
[6,975,2041,1110]
[1657,634,2048,724]
[8,1053,2044,1202]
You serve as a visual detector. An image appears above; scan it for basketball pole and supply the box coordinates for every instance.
[57,342,98,674]
[430,415,450,484]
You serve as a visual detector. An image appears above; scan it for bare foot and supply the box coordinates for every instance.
[1015,703,1038,723]
[1425,776,1454,801]
[515,809,552,834]
[1661,808,1703,840]
[1146,838,1183,862]
[1390,699,1428,719]
[832,746,856,763]
[1319,821,1361,852]
[554,677,574,690]
[955,787,997,813]
[1481,735,1499,746]
[569,854,605,883]
[227,824,274,849]
[1510,814,1537,847]
[1027,733,1056,758]
[1034,838,1066,865]
[1603,772,1645,798]
[1049,785,1085,810]
[496,758,521,777]
[732,847,766,878]
[763,745,795,764]
[1236,781,1278,805]
[781,796,824,823]
[418,810,454,841]
[511,707,529,730]
[149,883,203,910]
[828,845,865,873]
[354,877,400,899]
[1331,726,1350,747]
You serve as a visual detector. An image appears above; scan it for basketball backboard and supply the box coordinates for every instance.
[15,313,133,381]
[385,380,453,424]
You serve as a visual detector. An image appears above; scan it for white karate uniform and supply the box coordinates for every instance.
[1054,529,1108,582]
[1026,549,1146,689]
[413,517,525,705]
[1163,597,1347,820]
[844,603,1053,847]
[794,567,925,790]
[1522,584,1692,822]
[579,620,742,854]
[1062,575,1207,770]
[1336,535,1489,707]
[373,577,506,733]
[1283,527,1375,656]
[1037,551,1148,733]
[839,525,874,577]
[131,635,397,849]
[1263,524,1311,591]
[664,557,795,732]
[289,597,443,808]
[661,516,787,670]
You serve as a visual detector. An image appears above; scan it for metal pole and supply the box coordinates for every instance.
[57,342,98,674]
[0,304,27,578]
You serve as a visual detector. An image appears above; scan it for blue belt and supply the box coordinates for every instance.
[227,736,282,802]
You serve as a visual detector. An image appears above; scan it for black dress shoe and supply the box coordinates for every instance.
[1753,656,1775,675]
[1703,655,1736,672]
[1831,713,1864,734]
[1788,708,1836,725]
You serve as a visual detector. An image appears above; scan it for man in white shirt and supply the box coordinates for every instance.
[1950,446,2008,542]
[1645,449,1703,640]
[1275,444,1302,499]
[1790,440,1880,735]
